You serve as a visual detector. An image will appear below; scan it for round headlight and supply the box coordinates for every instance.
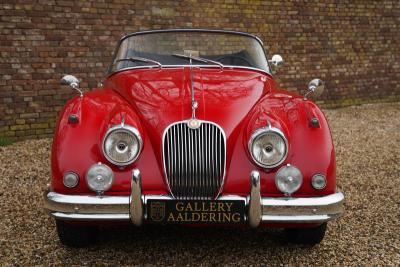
[311,174,327,190]
[275,164,302,195]
[86,163,114,193]
[249,127,288,168]
[63,172,79,188]
[102,125,142,166]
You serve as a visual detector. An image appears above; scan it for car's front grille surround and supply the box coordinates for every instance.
[162,120,226,200]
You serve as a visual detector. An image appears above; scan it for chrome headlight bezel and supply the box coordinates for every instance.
[311,173,327,190]
[248,126,288,168]
[63,171,79,188]
[102,124,143,166]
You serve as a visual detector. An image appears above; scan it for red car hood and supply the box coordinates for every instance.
[106,67,273,173]
[107,67,272,141]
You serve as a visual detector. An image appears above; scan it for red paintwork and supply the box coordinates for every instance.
[52,66,336,203]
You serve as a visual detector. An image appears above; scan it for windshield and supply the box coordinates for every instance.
[109,31,270,73]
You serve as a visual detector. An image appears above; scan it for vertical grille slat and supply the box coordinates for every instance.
[200,126,203,199]
[163,121,226,200]
[213,126,217,192]
[205,124,209,198]
[173,126,177,193]
[190,127,194,197]
[218,131,222,188]
[183,124,187,195]
[194,128,198,199]
[210,125,215,197]
[176,125,180,196]
[201,125,205,199]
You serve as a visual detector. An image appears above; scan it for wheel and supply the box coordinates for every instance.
[284,222,327,245]
[55,219,98,247]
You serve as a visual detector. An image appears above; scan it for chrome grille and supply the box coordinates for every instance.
[163,121,226,200]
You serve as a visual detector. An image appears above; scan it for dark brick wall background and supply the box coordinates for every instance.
[0,0,399,140]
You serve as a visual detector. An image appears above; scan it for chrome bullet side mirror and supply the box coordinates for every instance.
[304,78,325,99]
[60,75,83,97]
[269,54,284,67]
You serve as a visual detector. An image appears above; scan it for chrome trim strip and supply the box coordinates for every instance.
[261,192,345,223]
[120,29,265,45]
[50,212,130,221]
[44,191,129,207]
[143,195,174,202]
[217,195,247,202]
[106,65,271,79]
[261,192,345,207]
[261,214,335,223]
[43,191,129,218]
[130,169,143,226]
[248,170,261,228]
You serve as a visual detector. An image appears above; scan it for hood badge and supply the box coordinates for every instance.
[188,100,201,129]
[187,52,201,130]
[188,118,201,129]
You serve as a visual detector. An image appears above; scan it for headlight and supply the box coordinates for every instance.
[275,164,303,195]
[86,163,114,192]
[102,125,142,166]
[249,126,288,168]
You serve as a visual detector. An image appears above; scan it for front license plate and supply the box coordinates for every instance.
[146,200,246,224]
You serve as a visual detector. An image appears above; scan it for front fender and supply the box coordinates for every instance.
[223,92,336,197]
[51,88,168,195]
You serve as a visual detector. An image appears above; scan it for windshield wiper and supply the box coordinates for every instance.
[172,53,224,69]
[115,56,162,68]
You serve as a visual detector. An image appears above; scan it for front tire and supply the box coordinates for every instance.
[284,222,327,245]
[56,220,98,247]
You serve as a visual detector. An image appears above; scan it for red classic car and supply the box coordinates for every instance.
[44,29,344,247]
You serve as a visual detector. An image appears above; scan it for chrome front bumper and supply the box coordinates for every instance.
[44,170,344,227]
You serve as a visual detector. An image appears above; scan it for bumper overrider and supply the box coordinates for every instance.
[43,169,344,227]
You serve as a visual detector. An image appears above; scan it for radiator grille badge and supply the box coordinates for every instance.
[187,118,201,129]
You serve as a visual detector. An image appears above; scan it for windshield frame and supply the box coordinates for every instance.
[107,29,272,76]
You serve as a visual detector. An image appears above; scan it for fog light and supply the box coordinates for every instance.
[63,172,79,188]
[275,164,303,195]
[311,174,326,190]
[86,163,114,193]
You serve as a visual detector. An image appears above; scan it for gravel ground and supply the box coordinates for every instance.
[0,102,399,266]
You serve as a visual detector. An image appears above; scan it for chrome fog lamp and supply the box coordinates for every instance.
[311,174,327,190]
[249,126,288,168]
[102,125,142,166]
[63,172,79,188]
[86,163,114,193]
[275,164,303,195]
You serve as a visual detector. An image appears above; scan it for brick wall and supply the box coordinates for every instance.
[0,0,399,140]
